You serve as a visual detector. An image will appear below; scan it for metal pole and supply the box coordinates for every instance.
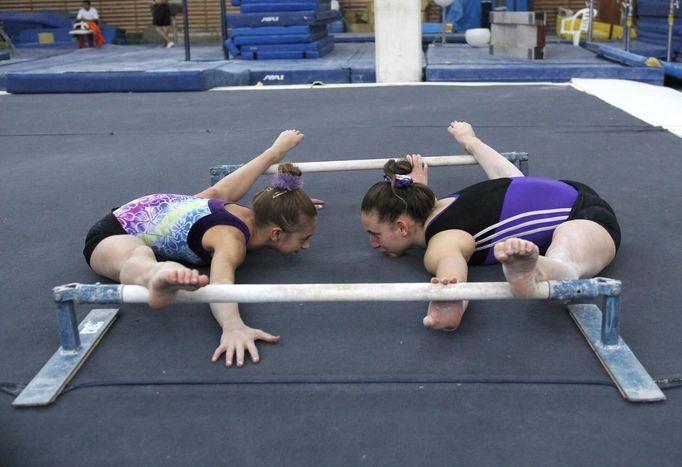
[220,0,229,59]
[587,0,595,43]
[623,0,632,52]
[667,0,679,62]
[56,300,81,351]
[601,295,620,345]
[441,5,447,45]
[182,0,191,61]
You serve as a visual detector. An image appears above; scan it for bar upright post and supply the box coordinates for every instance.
[56,300,81,351]
[601,294,620,345]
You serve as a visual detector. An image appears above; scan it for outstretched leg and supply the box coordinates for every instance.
[494,220,617,298]
[89,235,209,308]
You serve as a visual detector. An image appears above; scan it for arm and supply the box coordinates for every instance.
[422,229,476,330]
[448,121,524,180]
[195,129,304,201]
[202,226,280,367]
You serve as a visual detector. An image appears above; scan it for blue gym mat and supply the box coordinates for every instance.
[226,9,339,28]
[232,27,328,46]
[425,42,665,85]
[240,36,334,59]
[240,2,332,14]
[0,39,674,92]
[1,85,681,466]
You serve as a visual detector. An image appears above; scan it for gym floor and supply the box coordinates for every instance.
[1,84,681,466]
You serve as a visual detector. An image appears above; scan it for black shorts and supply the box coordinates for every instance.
[152,3,171,27]
[564,180,621,251]
[83,211,126,266]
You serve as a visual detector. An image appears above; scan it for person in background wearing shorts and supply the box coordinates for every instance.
[152,0,174,48]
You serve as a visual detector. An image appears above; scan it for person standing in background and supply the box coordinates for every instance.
[152,0,174,48]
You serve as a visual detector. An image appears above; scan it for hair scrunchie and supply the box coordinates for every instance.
[272,172,304,191]
[384,174,413,189]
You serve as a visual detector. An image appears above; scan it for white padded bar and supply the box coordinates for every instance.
[259,155,478,174]
[121,281,551,303]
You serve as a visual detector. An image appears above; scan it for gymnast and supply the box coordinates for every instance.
[83,129,318,366]
[361,121,620,331]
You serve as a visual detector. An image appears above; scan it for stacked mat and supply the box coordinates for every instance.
[225,0,340,59]
[636,0,681,55]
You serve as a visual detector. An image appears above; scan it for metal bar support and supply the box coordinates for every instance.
[56,300,81,351]
[16,277,665,405]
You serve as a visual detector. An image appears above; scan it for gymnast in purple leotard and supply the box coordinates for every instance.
[361,121,619,332]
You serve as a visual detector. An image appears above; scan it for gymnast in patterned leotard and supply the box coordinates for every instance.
[361,121,619,332]
[83,130,318,367]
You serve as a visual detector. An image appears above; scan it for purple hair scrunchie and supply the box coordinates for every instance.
[272,172,304,191]
[384,174,413,189]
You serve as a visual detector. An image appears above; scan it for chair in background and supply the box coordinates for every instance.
[559,7,598,46]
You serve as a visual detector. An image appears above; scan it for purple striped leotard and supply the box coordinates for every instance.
[424,177,579,265]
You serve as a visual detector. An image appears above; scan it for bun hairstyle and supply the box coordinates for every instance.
[252,163,317,232]
[361,158,436,224]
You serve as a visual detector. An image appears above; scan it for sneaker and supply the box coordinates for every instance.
[166,41,175,48]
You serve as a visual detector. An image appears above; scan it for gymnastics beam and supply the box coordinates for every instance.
[209,151,530,185]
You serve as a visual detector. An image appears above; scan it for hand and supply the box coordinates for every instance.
[311,197,325,210]
[423,276,466,331]
[211,324,280,367]
[406,154,428,185]
[270,129,304,158]
[447,121,477,147]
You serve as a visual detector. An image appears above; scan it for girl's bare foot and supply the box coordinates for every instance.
[423,276,466,331]
[448,121,478,152]
[494,238,540,299]
[146,263,209,308]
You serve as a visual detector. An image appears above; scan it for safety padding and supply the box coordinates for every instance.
[5,70,249,93]
[425,64,665,85]
[0,11,72,29]
[249,66,348,85]
[637,2,678,16]
[226,9,339,28]
[240,2,332,14]
[231,25,328,45]
[240,35,334,59]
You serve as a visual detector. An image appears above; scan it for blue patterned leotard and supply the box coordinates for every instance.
[113,194,250,265]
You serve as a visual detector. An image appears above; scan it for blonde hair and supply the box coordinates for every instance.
[252,163,317,231]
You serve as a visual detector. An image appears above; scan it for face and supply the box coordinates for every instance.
[361,210,411,257]
[274,219,316,256]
